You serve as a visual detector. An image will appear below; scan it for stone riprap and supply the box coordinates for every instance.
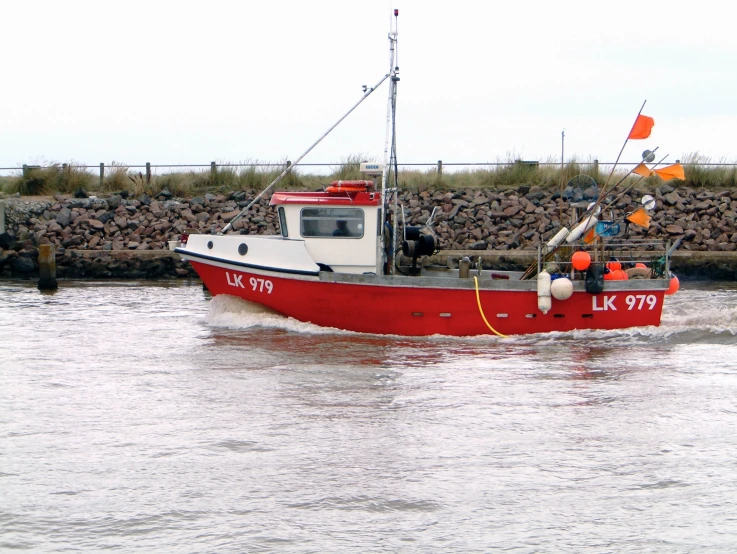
[1,183,736,279]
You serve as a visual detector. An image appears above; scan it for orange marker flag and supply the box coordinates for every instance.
[653,163,685,181]
[628,114,655,139]
[626,207,652,228]
[632,163,652,177]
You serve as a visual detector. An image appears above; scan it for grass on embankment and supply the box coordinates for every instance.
[1,152,736,198]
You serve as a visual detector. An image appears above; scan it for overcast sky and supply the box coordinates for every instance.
[2,0,735,174]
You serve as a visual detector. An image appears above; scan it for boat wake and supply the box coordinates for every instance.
[205,294,347,335]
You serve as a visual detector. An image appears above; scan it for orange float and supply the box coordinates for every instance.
[666,275,680,295]
[604,269,629,281]
[571,251,591,271]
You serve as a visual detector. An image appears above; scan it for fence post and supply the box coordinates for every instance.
[437,160,443,178]
[22,164,28,178]
[286,160,291,169]
[0,200,5,233]
[99,163,104,188]
[593,159,599,173]
[145,162,151,184]
[210,161,217,180]
[62,163,68,174]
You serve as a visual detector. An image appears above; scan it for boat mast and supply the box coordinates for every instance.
[377,9,399,275]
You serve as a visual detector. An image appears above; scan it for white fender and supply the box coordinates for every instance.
[546,227,570,249]
[537,269,552,314]
[565,216,598,244]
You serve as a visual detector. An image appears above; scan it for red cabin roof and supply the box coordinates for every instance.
[270,190,381,207]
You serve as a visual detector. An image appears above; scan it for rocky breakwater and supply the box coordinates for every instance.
[0,191,278,279]
[403,183,737,278]
[1,183,736,279]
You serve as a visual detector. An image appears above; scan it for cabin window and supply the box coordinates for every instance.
[278,207,288,238]
[300,208,364,238]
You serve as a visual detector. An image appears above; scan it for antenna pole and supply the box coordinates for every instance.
[558,129,565,222]
[221,71,391,234]
[378,9,399,275]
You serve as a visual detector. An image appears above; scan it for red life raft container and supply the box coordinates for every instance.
[326,180,374,193]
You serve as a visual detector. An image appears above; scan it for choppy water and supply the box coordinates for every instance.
[1,279,737,552]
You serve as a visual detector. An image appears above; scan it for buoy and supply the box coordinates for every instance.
[537,269,552,314]
[606,260,622,272]
[571,251,591,271]
[666,275,680,295]
[604,269,629,281]
[550,277,573,301]
[635,262,648,269]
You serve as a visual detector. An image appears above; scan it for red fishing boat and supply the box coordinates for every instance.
[176,11,679,337]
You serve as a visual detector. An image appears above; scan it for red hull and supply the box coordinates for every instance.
[191,261,666,336]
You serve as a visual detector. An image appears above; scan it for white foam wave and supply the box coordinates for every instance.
[205,295,350,335]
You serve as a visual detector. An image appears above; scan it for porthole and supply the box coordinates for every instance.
[238,243,248,255]
[207,241,214,249]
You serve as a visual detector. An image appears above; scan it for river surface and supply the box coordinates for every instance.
[1,279,737,552]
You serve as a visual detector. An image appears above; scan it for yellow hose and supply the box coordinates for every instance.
[473,276,508,338]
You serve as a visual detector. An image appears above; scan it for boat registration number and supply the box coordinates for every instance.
[226,272,274,294]
[593,294,657,311]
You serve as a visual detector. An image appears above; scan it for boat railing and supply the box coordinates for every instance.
[537,238,674,278]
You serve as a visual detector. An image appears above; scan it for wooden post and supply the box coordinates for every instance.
[99,163,105,188]
[62,163,68,173]
[0,200,5,233]
[210,161,217,179]
[38,244,58,290]
[286,160,292,169]
[145,162,151,184]
[22,164,28,178]
[437,160,443,178]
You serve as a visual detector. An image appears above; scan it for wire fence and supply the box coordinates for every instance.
[2,159,736,182]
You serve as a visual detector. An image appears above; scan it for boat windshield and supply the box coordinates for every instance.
[300,207,364,238]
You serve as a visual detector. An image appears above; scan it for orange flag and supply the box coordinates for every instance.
[628,114,655,139]
[653,163,685,181]
[632,163,652,177]
[626,207,652,228]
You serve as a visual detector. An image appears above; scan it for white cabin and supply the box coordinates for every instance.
[270,186,382,274]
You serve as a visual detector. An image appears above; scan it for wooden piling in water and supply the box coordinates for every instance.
[38,244,58,290]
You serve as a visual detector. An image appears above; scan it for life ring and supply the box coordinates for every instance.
[625,267,652,279]
[326,180,373,193]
